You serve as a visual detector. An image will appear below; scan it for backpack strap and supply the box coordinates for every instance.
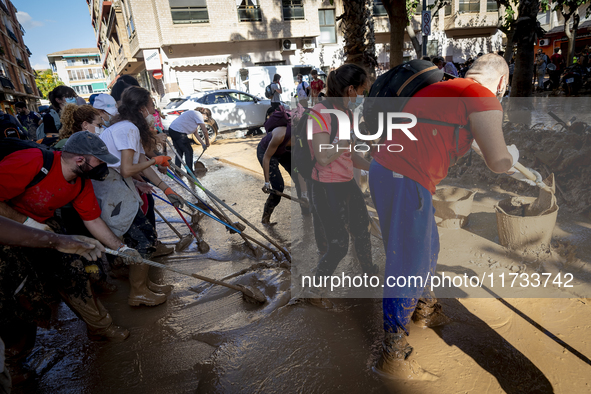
[26,149,54,189]
[416,118,470,154]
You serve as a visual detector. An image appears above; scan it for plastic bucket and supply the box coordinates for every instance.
[495,197,558,251]
[433,187,476,229]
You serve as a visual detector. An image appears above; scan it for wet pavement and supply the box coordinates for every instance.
[11,140,591,393]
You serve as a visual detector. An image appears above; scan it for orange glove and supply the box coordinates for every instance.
[154,155,172,167]
[164,187,185,208]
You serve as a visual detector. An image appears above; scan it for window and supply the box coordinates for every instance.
[67,59,77,66]
[121,0,136,37]
[318,9,336,44]
[205,93,231,104]
[227,92,255,102]
[73,85,93,95]
[415,0,435,14]
[373,0,387,16]
[83,58,89,64]
[169,0,209,24]
[237,0,262,22]
[486,0,498,11]
[445,1,452,15]
[0,61,9,78]
[282,0,304,21]
[459,0,480,13]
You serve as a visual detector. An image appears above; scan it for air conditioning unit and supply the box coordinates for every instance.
[539,39,550,46]
[302,38,315,50]
[280,39,297,52]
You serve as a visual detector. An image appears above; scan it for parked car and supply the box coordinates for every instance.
[161,89,288,138]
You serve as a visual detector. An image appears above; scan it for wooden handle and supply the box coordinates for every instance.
[513,162,537,182]
[153,207,183,239]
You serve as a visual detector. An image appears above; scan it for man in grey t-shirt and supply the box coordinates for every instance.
[269,74,282,115]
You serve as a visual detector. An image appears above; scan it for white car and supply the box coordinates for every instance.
[161,89,287,138]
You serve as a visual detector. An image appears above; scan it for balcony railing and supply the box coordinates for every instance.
[16,58,26,69]
[0,46,4,56]
[25,46,32,57]
[7,30,18,43]
[0,76,14,90]
[0,2,8,14]
[24,84,33,94]
[238,6,262,22]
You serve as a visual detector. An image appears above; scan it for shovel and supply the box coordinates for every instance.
[153,207,193,252]
[193,147,207,176]
[514,163,557,216]
[267,189,309,209]
[105,248,266,304]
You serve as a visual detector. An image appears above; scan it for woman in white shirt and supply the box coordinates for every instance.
[168,107,210,172]
[94,86,185,307]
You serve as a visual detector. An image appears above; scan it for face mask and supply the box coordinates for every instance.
[95,126,105,135]
[65,97,77,104]
[79,161,109,181]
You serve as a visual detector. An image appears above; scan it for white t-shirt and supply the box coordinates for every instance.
[296,81,309,99]
[100,120,145,169]
[169,110,204,134]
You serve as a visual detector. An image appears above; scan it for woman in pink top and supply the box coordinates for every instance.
[308,64,377,284]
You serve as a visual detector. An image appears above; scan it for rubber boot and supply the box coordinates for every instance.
[147,279,173,295]
[152,242,174,258]
[261,201,277,226]
[59,283,129,342]
[374,331,437,381]
[128,264,168,307]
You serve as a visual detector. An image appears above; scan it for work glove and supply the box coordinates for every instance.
[509,167,543,187]
[117,245,144,265]
[507,144,519,166]
[55,235,104,261]
[164,187,185,208]
[262,182,271,194]
[154,155,172,167]
[23,217,52,232]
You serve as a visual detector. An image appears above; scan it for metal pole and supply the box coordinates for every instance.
[422,0,427,57]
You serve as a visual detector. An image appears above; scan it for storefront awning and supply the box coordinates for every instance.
[167,55,231,68]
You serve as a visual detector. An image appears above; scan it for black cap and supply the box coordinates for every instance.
[62,131,119,164]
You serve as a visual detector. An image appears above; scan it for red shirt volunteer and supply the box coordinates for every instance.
[0,149,101,222]
[311,79,325,95]
[372,78,502,194]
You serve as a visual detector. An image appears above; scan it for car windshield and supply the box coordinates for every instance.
[165,99,187,109]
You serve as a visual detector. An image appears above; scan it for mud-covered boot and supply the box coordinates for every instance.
[128,264,168,307]
[147,279,173,295]
[261,201,277,226]
[411,298,450,328]
[152,242,174,258]
[375,331,437,381]
[60,283,129,341]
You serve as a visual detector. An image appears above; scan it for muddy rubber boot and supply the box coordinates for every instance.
[152,242,175,258]
[128,264,168,307]
[147,279,173,295]
[60,283,129,342]
[374,331,438,381]
[411,299,451,328]
[261,201,277,226]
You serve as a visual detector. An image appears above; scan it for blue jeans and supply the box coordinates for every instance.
[369,160,439,334]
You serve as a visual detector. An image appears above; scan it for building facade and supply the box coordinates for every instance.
[88,0,503,105]
[0,0,41,114]
[535,3,591,59]
[46,48,110,100]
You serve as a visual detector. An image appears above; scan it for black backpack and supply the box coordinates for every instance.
[265,84,274,99]
[292,100,351,180]
[363,59,468,158]
[0,114,26,140]
[0,138,54,189]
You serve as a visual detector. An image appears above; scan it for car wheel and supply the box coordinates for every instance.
[198,124,217,144]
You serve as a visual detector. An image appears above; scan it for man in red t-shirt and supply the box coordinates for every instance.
[310,69,325,105]
[0,132,144,343]
[549,48,564,90]
[369,54,541,378]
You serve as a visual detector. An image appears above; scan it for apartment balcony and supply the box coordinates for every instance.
[24,84,33,94]
[443,9,500,38]
[16,58,27,69]
[0,1,8,14]
[0,76,14,90]
[25,45,32,57]
[0,46,4,57]
[7,30,18,43]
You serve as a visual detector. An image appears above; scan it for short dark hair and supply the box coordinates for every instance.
[554,48,560,53]
[311,69,318,75]
[48,85,76,110]
[273,74,281,82]
[111,75,140,102]
[15,102,26,109]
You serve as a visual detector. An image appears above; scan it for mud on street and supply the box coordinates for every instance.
[14,136,591,394]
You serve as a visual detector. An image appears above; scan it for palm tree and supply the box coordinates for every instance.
[338,0,378,74]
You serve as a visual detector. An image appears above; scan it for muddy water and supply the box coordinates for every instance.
[13,152,591,393]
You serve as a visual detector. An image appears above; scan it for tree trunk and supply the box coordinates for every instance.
[565,11,579,66]
[510,0,540,97]
[406,25,422,58]
[504,29,515,64]
[340,0,367,66]
[382,0,407,68]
